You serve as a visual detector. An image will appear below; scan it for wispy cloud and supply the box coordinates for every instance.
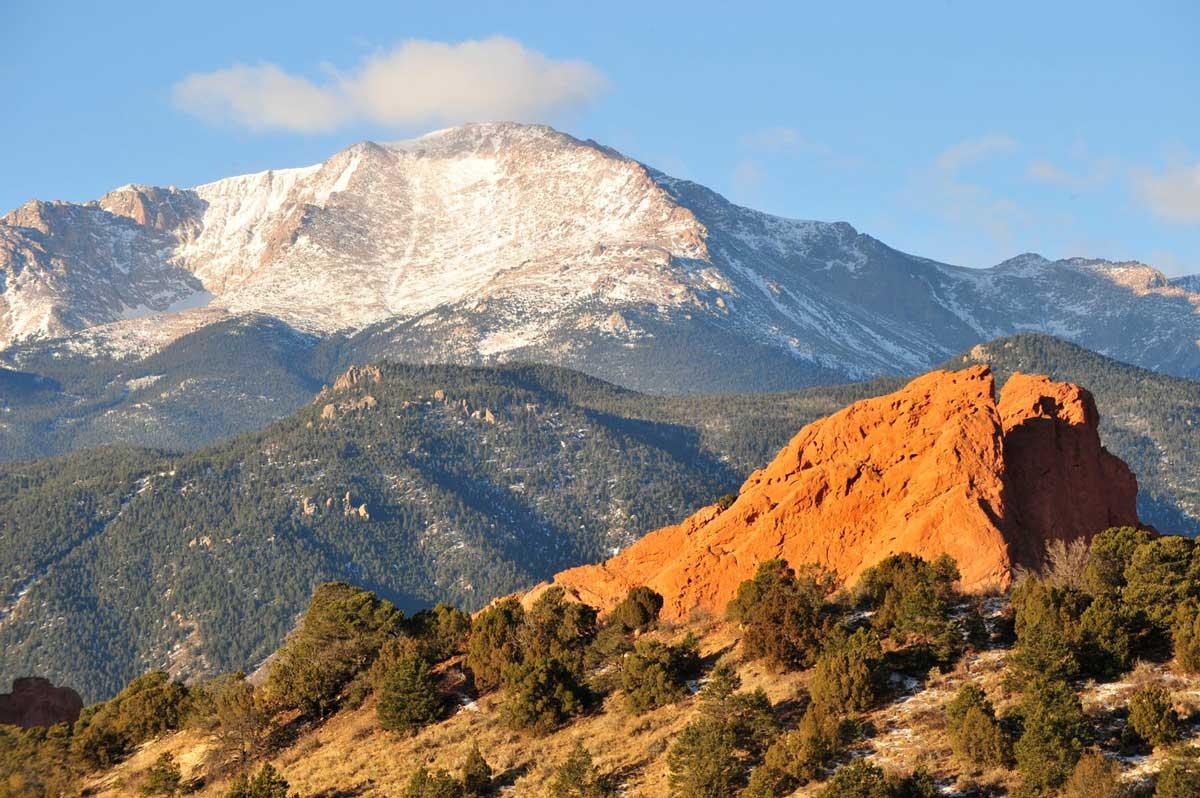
[905,134,1027,265]
[934,134,1017,173]
[740,126,861,169]
[732,159,766,193]
[741,127,831,156]
[1135,162,1200,224]
[1024,152,1116,193]
[172,36,608,133]
[1026,159,1074,185]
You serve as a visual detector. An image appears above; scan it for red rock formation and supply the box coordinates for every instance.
[998,373,1140,564]
[0,677,83,729]
[554,367,1138,621]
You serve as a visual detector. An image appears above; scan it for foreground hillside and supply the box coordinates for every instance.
[4,336,1200,704]
[7,366,1200,797]
[11,532,1200,798]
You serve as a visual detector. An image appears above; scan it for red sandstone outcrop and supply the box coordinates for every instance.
[998,373,1140,565]
[553,367,1138,621]
[0,677,83,729]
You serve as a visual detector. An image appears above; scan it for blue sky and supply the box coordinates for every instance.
[4,1,1198,273]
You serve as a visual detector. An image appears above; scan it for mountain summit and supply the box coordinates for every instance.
[3,123,1200,394]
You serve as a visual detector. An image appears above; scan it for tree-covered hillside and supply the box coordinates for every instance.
[3,335,1199,703]
[0,315,325,462]
[0,362,895,702]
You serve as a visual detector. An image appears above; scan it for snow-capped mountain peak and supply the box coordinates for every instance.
[3,122,1200,390]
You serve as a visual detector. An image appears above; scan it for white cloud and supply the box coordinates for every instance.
[1025,153,1116,193]
[1135,163,1200,223]
[934,134,1017,173]
[741,126,832,156]
[1026,159,1074,185]
[732,159,766,193]
[902,134,1028,265]
[739,126,862,169]
[172,36,608,133]
[173,64,351,133]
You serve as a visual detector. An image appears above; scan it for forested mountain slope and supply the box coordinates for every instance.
[0,314,324,462]
[3,335,1198,703]
[0,363,893,702]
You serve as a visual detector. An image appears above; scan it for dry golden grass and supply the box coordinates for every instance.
[86,729,215,797]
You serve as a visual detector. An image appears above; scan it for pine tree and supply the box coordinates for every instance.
[192,673,270,769]
[607,586,664,632]
[465,598,525,691]
[549,741,612,798]
[667,663,778,797]
[944,685,1009,767]
[666,716,740,798]
[1014,679,1086,793]
[377,651,442,734]
[1157,754,1200,798]
[809,629,884,714]
[461,744,492,796]
[727,559,836,669]
[401,767,462,798]
[140,753,181,797]
[225,764,290,798]
[500,656,587,733]
[1128,685,1181,748]
[815,759,890,798]
[1063,751,1124,798]
[745,702,845,796]
[1172,602,1200,673]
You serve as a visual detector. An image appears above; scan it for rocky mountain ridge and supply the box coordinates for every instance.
[4,123,1200,396]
